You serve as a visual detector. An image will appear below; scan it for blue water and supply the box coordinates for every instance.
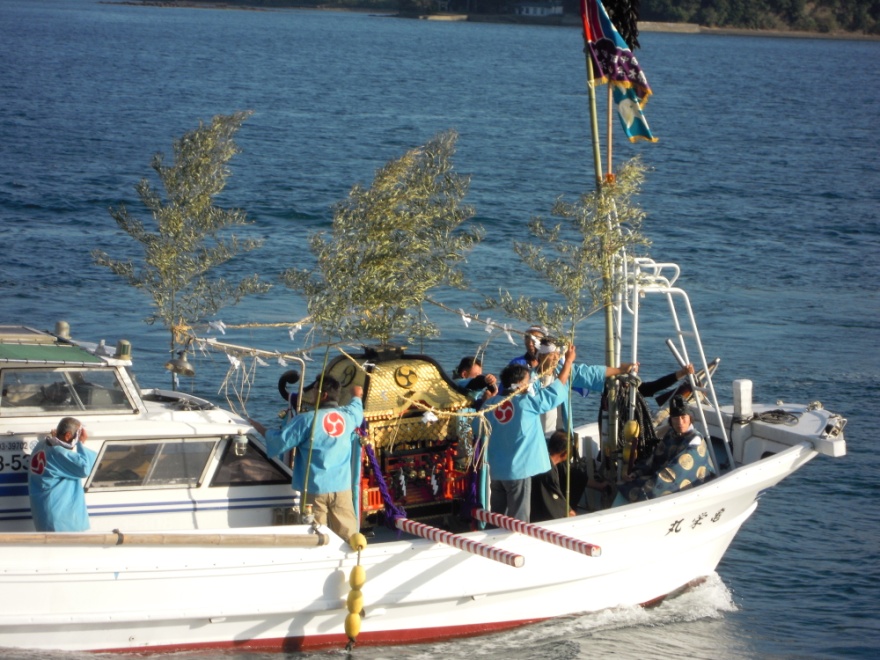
[1,1,879,657]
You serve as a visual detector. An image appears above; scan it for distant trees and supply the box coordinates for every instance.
[446,0,880,33]
[203,1,877,34]
[640,0,879,33]
[405,0,506,13]
[399,0,436,12]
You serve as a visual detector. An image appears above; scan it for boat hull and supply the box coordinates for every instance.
[0,442,816,653]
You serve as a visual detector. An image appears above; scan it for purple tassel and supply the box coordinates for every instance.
[363,441,407,531]
[460,436,484,524]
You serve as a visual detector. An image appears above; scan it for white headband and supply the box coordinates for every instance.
[538,342,558,355]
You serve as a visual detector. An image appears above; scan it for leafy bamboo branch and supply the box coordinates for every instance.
[485,156,650,341]
[282,129,482,346]
[93,111,270,364]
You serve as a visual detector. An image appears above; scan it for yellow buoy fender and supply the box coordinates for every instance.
[344,612,361,639]
[349,532,368,552]
[624,419,640,441]
[347,589,364,614]
[349,564,366,590]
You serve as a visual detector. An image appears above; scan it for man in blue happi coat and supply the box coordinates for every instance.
[535,338,638,436]
[250,376,364,542]
[481,344,576,522]
[569,360,640,394]
[28,416,98,531]
[614,394,714,505]
[453,355,498,405]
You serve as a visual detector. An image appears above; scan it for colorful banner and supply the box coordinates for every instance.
[612,83,656,143]
[580,0,657,143]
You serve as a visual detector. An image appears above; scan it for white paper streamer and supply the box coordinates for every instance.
[503,323,515,344]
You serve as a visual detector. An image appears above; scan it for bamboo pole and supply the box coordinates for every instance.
[471,509,601,557]
[395,518,524,568]
[194,337,309,372]
[581,4,620,475]
[607,84,614,178]
[583,51,604,191]
[0,530,330,547]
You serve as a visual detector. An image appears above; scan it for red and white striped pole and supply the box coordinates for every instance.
[395,518,524,568]
[472,509,602,557]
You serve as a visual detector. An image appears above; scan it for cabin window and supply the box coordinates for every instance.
[0,368,135,416]
[89,439,217,489]
[211,438,289,486]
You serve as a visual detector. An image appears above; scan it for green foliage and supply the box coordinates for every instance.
[281,129,482,346]
[640,0,879,33]
[93,111,270,350]
[399,0,437,13]
[188,1,878,33]
[486,157,650,339]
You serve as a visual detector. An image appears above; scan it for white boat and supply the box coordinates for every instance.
[0,253,846,654]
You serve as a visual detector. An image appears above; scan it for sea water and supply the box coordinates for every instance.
[1,1,878,657]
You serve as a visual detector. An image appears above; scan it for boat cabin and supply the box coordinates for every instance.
[0,324,295,533]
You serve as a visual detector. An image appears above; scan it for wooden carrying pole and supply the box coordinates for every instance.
[0,530,330,547]
[472,509,602,557]
[395,518,524,568]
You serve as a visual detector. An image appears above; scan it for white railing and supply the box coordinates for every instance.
[622,257,735,471]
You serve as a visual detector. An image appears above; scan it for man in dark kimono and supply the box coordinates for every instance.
[613,394,714,505]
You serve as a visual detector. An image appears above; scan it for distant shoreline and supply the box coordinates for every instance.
[108,2,879,42]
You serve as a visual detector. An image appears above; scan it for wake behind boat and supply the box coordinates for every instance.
[0,251,846,653]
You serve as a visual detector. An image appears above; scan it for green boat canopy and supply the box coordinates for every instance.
[0,343,104,365]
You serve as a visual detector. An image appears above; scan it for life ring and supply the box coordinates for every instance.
[277,370,300,403]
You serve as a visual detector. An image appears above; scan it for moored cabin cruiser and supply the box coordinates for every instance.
[0,323,296,533]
